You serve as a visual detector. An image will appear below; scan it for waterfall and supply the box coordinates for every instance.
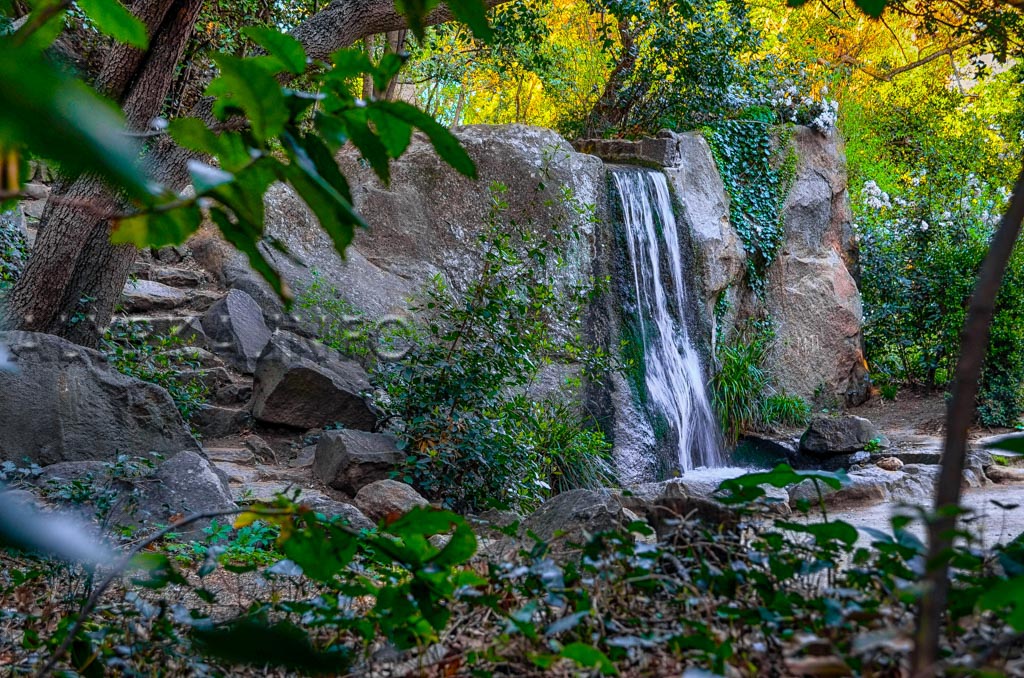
[612,168,724,472]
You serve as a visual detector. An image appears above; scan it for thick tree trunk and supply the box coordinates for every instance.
[583,19,636,137]
[7,0,509,345]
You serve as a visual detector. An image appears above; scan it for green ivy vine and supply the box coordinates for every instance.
[705,115,796,292]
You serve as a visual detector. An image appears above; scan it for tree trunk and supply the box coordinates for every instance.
[7,0,510,345]
[584,18,636,138]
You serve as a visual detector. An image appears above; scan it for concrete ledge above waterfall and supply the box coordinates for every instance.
[573,134,681,167]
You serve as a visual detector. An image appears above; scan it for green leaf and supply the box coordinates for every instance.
[717,464,847,494]
[372,100,476,179]
[559,643,618,676]
[242,27,306,75]
[979,576,1024,631]
[329,48,375,80]
[111,202,202,248]
[0,46,150,199]
[393,0,441,41]
[281,131,366,258]
[852,0,887,17]
[442,0,493,42]
[75,0,148,48]
[342,109,391,183]
[207,54,288,141]
[985,435,1024,455]
[368,107,413,158]
[776,520,859,547]
[209,207,289,302]
[167,117,221,155]
[429,522,477,568]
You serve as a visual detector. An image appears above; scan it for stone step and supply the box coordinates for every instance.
[121,279,190,313]
[205,447,255,464]
[192,404,251,438]
[150,266,207,288]
[112,314,207,347]
[213,460,263,485]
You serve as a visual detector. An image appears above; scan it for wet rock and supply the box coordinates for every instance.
[250,334,376,430]
[201,289,271,373]
[788,464,939,510]
[121,279,190,313]
[0,331,200,465]
[313,429,403,495]
[799,415,889,455]
[986,465,1024,484]
[353,480,428,523]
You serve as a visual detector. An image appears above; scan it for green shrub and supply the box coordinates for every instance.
[712,323,811,443]
[101,321,209,422]
[0,209,28,290]
[376,183,612,513]
[295,270,375,361]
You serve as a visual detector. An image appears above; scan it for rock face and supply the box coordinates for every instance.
[799,415,889,455]
[250,334,376,430]
[0,331,200,465]
[353,479,428,523]
[201,289,271,373]
[313,429,403,495]
[763,128,867,404]
[662,132,746,348]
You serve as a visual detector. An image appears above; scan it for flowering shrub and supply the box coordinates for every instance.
[856,170,1024,425]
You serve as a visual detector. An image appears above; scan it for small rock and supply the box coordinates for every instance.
[875,457,904,472]
[243,435,276,462]
[121,279,190,313]
[288,445,317,468]
[799,415,890,455]
[313,429,403,495]
[150,267,205,287]
[201,289,271,373]
[205,447,255,464]
[353,480,428,523]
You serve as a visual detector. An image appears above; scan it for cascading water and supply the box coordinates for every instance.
[612,167,724,472]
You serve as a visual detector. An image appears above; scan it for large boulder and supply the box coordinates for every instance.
[522,489,640,543]
[353,479,428,523]
[250,334,377,430]
[764,128,868,405]
[313,429,403,495]
[119,451,235,538]
[201,289,271,373]
[799,415,889,455]
[788,463,939,510]
[0,331,200,465]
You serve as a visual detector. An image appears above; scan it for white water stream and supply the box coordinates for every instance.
[613,168,724,472]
